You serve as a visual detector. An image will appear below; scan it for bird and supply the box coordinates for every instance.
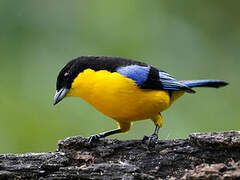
[53,56,228,144]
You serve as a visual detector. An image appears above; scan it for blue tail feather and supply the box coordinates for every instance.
[179,80,228,88]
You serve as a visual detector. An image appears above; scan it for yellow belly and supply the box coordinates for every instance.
[67,69,182,122]
[90,88,171,122]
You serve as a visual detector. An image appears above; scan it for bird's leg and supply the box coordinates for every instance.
[152,125,160,139]
[88,122,131,143]
[143,113,162,146]
[88,129,121,143]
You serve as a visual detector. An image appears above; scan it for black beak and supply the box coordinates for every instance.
[53,88,69,105]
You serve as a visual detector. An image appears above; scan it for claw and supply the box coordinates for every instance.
[88,134,101,144]
[142,134,158,147]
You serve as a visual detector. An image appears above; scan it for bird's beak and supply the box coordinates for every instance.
[53,88,69,105]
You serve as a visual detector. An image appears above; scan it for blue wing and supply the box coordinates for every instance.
[116,65,150,86]
[116,65,194,93]
[159,71,195,93]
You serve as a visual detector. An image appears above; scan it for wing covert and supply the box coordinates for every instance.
[116,65,150,86]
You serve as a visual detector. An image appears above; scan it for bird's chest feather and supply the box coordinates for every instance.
[67,69,171,121]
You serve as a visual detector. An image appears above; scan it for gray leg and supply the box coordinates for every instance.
[88,129,121,143]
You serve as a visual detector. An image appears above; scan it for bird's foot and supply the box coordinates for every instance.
[87,134,102,144]
[142,134,158,147]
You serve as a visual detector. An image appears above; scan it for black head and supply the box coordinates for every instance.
[56,59,78,91]
[54,57,82,105]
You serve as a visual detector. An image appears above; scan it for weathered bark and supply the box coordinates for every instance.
[0,131,240,179]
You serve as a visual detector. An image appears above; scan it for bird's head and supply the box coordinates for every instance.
[54,56,105,105]
[53,59,81,105]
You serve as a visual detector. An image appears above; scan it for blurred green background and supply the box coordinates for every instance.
[0,1,239,154]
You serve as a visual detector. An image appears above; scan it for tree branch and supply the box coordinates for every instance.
[0,131,240,179]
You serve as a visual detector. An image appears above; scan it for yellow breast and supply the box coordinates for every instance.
[67,69,176,122]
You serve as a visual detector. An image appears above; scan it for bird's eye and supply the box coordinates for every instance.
[64,72,69,77]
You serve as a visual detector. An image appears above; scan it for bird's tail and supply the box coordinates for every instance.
[179,80,228,89]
